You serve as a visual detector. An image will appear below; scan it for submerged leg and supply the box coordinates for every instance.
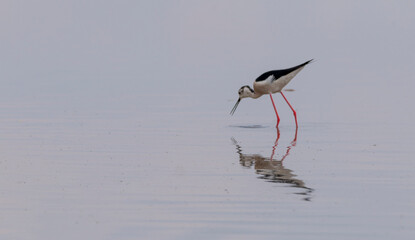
[269,94,280,128]
[280,92,298,127]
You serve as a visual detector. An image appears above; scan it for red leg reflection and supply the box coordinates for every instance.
[270,127,298,162]
[270,126,280,160]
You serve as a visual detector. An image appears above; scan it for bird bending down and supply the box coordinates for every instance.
[230,59,313,128]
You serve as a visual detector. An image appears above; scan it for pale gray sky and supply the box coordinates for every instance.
[1,1,414,122]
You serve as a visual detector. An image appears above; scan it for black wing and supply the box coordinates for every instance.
[255,59,313,82]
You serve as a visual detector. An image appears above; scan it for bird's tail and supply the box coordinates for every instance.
[303,59,314,66]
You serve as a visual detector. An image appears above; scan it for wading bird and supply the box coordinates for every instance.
[230,59,312,128]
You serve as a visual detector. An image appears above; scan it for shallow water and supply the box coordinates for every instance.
[1,1,415,239]
[1,92,414,239]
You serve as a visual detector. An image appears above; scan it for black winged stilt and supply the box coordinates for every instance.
[230,59,313,128]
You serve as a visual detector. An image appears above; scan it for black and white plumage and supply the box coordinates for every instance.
[230,59,313,128]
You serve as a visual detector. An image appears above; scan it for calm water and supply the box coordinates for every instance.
[1,1,415,239]
[1,92,414,239]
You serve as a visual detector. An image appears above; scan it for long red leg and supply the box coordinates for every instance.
[280,92,298,127]
[291,126,298,146]
[269,94,280,128]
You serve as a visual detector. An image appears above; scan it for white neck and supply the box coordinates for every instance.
[248,91,263,99]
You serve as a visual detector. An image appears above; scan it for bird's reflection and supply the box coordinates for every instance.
[232,128,313,201]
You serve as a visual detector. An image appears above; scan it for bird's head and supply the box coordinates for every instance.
[230,85,254,115]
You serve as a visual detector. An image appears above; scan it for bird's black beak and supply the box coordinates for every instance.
[230,98,241,115]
